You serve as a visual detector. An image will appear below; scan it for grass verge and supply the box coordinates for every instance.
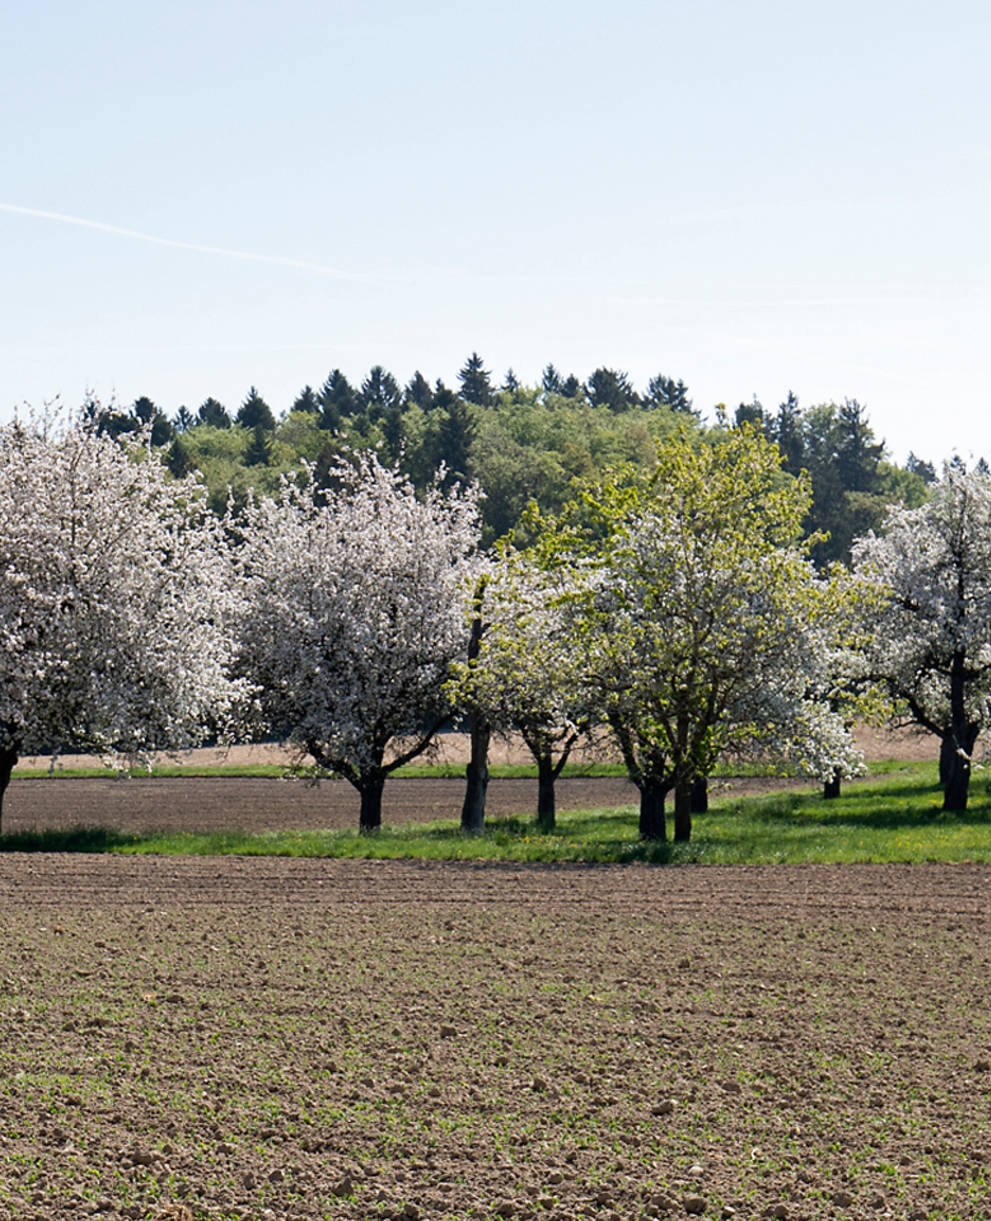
[4,761,990,864]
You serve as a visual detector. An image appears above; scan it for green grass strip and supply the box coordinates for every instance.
[4,761,990,864]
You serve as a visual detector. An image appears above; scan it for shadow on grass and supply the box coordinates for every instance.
[0,824,140,853]
[737,785,991,830]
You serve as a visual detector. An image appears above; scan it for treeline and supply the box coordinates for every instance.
[86,355,934,559]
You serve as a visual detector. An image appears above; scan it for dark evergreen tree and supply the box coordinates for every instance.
[91,402,136,440]
[432,379,476,484]
[646,374,695,414]
[166,436,194,477]
[560,374,583,399]
[502,368,520,394]
[236,387,276,432]
[359,365,402,423]
[292,385,320,415]
[834,398,883,493]
[131,396,174,446]
[541,364,563,395]
[317,369,357,431]
[132,395,157,425]
[586,367,638,412]
[381,404,405,465]
[245,424,272,466]
[458,352,493,406]
[734,395,767,432]
[771,391,805,472]
[197,397,232,429]
[173,405,194,433]
[405,370,434,409]
[906,452,937,483]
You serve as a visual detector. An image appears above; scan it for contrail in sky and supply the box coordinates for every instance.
[0,202,365,280]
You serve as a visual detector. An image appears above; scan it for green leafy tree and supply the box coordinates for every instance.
[535,429,858,841]
[450,557,593,831]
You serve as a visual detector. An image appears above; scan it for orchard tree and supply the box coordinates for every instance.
[537,429,859,841]
[449,556,593,831]
[852,463,991,811]
[0,408,244,828]
[233,452,480,831]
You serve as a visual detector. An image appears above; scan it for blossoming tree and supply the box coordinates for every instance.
[852,463,991,811]
[535,429,861,841]
[0,409,244,829]
[233,453,480,831]
[449,555,594,831]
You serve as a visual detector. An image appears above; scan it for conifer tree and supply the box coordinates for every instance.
[458,352,493,406]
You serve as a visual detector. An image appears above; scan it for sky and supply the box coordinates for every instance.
[2,0,989,464]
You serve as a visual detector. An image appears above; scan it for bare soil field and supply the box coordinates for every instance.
[1,857,989,1221]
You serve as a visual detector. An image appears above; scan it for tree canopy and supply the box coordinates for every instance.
[0,408,244,826]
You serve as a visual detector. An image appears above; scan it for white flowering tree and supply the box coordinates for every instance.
[0,408,244,830]
[852,463,991,811]
[233,453,480,831]
[536,429,861,842]
[449,555,594,831]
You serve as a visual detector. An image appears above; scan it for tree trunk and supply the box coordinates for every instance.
[823,767,842,800]
[939,734,955,788]
[536,753,556,832]
[943,745,970,812]
[674,778,693,842]
[690,776,708,813]
[638,778,667,841]
[944,648,979,812]
[460,578,489,835]
[0,745,17,834]
[460,715,490,835]
[358,772,386,833]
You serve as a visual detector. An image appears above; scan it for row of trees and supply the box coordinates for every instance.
[1,410,985,840]
[88,361,931,556]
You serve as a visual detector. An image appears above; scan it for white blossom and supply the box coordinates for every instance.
[232,452,480,830]
[852,461,991,810]
[0,406,245,822]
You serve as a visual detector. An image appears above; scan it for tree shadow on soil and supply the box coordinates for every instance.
[0,825,139,853]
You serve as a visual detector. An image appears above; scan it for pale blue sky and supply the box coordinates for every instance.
[2,0,988,462]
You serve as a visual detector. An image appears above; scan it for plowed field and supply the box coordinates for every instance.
[1,855,989,1221]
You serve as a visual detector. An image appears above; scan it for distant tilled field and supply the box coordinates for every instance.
[1,857,988,1221]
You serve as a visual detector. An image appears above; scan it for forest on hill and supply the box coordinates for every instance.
[84,353,935,561]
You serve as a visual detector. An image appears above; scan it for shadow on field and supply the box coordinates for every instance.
[0,825,139,853]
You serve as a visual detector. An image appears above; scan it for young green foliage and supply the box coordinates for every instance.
[532,428,861,841]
